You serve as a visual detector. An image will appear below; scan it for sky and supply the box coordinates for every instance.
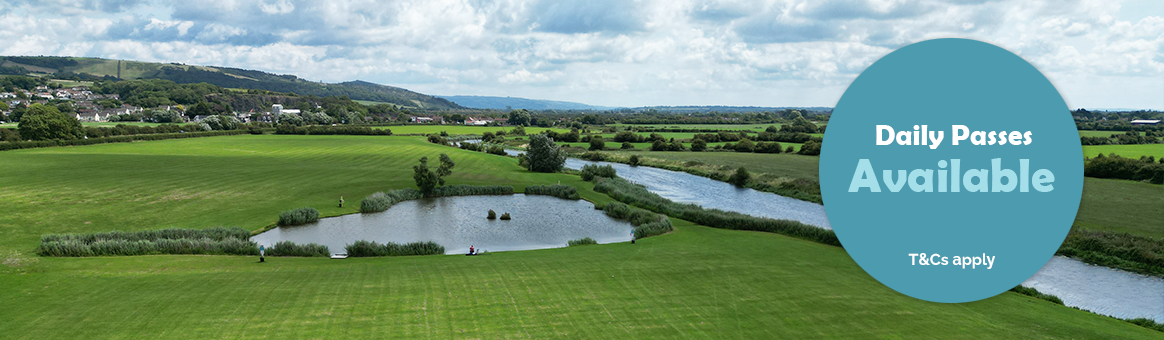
[0,0,1161,109]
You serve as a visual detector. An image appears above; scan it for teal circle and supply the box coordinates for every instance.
[819,39,1083,303]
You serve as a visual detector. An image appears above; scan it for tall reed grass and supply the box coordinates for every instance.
[568,237,598,246]
[344,240,445,257]
[361,186,515,214]
[38,231,258,257]
[277,207,320,226]
[594,177,840,246]
[524,184,581,200]
[266,241,330,257]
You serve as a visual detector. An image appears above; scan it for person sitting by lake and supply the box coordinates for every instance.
[469,245,475,255]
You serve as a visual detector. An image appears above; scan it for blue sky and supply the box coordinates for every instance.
[1,0,1160,109]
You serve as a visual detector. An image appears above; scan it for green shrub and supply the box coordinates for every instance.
[728,167,750,186]
[499,212,512,220]
[431,185,514,196]
[266,241,330,257]
[1056,227,1163,276]
[360,188,424,213]
[1084,154,1164,184]
[580,164,617,181]
[487,145,507,155]
[278,207,320,226]
[629,154,641,166]
[568,237,598,246]
[40,226,252,244]
[1009,285,1064,305]
[595,177,839,246]
[345,240,445,257]
[602,202,673,239]
[488,209,497,219]
[524,184,581,200]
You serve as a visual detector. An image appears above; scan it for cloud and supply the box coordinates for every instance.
[0,0,1158,109]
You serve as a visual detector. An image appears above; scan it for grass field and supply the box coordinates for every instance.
[378,125,571,135]
[0,135,600,251]
[1076,178,1164,238]
[0,135,1157,338]
[610,150,819,180]
[1083,144,1164,159]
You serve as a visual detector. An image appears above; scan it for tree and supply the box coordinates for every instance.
[510,125,526,135]
[436,154,455,185]
[17,104,83,141]
[690,138,707,151]
[507,109,531,126]
[729,167,751,186]
[589,135,605,151]
[0,101,8,112]
[413,157,440,195]
[526,134,566,172]
[651,140,667,151]
[620,142,633,149]
[734,139,755,152]
[187,101,213,119]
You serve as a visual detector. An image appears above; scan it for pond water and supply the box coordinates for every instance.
[1023,256,1164,323]
[503,149,1163,322]
[252,194,633,255]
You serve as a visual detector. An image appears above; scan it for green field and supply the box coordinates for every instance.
[1076,178,1164,238]
[0,135,1156,338]
[1083,144,1164,159]
[380,125,570,135]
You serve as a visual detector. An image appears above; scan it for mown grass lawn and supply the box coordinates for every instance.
[2,220,1157,339]
[0,135,1159,338]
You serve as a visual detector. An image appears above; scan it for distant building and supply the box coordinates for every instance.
[1131,120,1160,125]
[272,104,283,115]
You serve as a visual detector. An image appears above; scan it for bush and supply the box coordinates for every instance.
[733,139,755,152]
[568,237,598,246]
[431,185,513,197]
[266,241,330,257]
[37,227,259,257]
[594,177,839,246]
[728,167,750,186]
[785,145,795,153]
[621,142,634,149]
[798,140,822,155]
[499,212,512,220]
[580,164,617,181]
[278,207,320,226]
[629,155,641,166]
[754,141,783,154]
[345,240,445,257]
[691,138,707,151]
[589,135,605,150]
[488,209,497,219]
[524,184,581,200]
[487,145,507,155]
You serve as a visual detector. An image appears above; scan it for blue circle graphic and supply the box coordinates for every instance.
[819,39,1083,303]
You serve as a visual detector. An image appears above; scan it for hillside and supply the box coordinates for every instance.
[439,95,616,111]
[0,56,461,110]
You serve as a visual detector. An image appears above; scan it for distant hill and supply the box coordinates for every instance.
[0,56,461,109]
[439,95,615,111]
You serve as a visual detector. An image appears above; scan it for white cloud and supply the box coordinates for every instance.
[0,0,1158,109]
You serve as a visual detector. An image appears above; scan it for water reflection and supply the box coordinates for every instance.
[252,194,633,255]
